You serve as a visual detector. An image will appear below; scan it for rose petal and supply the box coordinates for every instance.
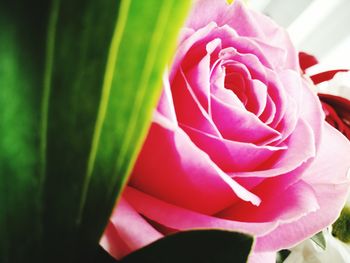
[131,111,260,215]
[124,186,277,236]
[210,60,246,110]
[255,123,350,252]
[299,79,324,148]
[181,124,285,172]
[100,223,130,259]
[263,70,285,127]
[273,70,301,141]
[217,180,319,224]
[185,0,231,31]
[157,70,178,124]
[188,0,297,69]
[247,79,268,117]
[210,94,281,144]
[211,25,276,71]
[184,39,221,111]
[302,123,350,185]
[259,93,277,125]
[250,38,287,70]
[228,1,298,70]
[230,118,315,178]
[101,198,163,259]
[255,182,350,252]
[170,22,217,81]
[215,55,268,116]
[172,67,222,136]
[248,251,276,263]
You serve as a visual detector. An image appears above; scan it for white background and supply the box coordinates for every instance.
[248,0,350,74]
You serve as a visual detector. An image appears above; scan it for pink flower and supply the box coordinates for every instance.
[101,0,350,262]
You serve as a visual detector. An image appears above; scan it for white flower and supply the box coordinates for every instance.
[285,229,350,263]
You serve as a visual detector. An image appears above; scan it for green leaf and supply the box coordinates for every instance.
[121,230,254,263]
[1,0,190,261]
[77,0,191,257]
[276,249,291,263]
[311,231,326,250]
[40,0,191,261]
[93,245,120,263]
[0,1,50,262]
[332,205,350,243]
[41,0,122,260]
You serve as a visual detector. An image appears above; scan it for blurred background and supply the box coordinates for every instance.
[248,0,350,74]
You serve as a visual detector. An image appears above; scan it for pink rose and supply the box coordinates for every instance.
[101,0,350,262]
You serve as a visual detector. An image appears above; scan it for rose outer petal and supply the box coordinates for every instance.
[217,180,319,224]
[101,222,130,259]
[124,186,277,237]
[302,123,350,185]
[299,79,324,148]
[100,198,163,260]
[130,111,260,215]
[255,183,349,252]
[228,1,298,70]
[102,194,278,262]
[255,123,350,252]
[248,251,276,263]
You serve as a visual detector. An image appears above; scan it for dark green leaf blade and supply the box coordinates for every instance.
[78,0,191,255]
[332,205,350,243]
[121,230,254,263]
[41,0,122,261]
[1,0,190,261]
[276,249,291,263]
[0,1,50,262]
[92,245,120,263]
[41,0,190,261]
